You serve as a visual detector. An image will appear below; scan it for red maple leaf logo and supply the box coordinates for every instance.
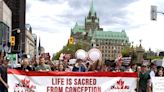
[21,78,30,87]
[15,78,36,89]
[21,79,30,84]
[110,79,129,89]
[117,79,124,87]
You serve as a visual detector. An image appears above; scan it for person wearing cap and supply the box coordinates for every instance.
[0,59,9,92]
[138,64,150,92]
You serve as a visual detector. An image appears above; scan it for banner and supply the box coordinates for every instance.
[152,77,164,92]
[122,57,131,65]
[8,69,137,92]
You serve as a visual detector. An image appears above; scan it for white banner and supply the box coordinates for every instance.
[152,77,164,92]
[8,69,137,92]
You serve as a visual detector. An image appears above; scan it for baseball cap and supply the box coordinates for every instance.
[141,63,147,67]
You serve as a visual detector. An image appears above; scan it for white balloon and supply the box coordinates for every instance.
[88,48,102,62]
[75,49,88,61]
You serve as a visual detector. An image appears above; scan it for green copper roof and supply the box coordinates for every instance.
[92,31,129,41]
[89,0,96,16]
[72,23,85,34]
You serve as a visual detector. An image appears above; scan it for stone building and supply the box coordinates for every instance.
[0,0,11,53]
[25,24,35,59]
[70,0,129,61]
[4,0,26,53]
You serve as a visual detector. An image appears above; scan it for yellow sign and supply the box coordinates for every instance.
[10,36,15,46]
[69,37,74,44]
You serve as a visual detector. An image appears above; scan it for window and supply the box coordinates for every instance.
[0,22,10,45]
[105,54,108,57]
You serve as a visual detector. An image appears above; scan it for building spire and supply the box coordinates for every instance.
[89,0,96,16]
[139,39,142,47]
[38,37,41,55]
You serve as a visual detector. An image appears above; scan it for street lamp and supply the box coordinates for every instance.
[12,28,21,33]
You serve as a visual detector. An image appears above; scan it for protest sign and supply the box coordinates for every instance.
[8,69,137,92]
[152,77,164,92]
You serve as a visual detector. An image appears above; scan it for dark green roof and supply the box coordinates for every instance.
[72,23,85,34]
[92,31,129,41]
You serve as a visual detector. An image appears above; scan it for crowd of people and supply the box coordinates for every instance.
[0,54,164,92]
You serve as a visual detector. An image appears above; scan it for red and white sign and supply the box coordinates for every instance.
[152,77,164,92]
[8,69,137,92]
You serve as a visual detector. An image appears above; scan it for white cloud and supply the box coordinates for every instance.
[125,0,164,51]
[34,30,70,56]
[26,0,72,55]
[26,0,164,56]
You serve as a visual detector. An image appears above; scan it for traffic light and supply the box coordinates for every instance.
[69,37,74,44]
[151,5,157,21]
[10,36,15,46]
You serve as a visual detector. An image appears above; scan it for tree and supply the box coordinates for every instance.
[53,41,84,60]
[121,46,132,57]
[53,51,62,60]
[146,56,163,60]
[121,46,137,65]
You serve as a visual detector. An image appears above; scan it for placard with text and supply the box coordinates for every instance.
[8,69,137,92]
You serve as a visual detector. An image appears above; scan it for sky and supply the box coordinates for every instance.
[26,0,164,55]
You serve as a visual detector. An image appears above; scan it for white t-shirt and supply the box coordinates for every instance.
[149,70,155,86]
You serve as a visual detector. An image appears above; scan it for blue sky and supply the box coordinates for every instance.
[26,0,164,55]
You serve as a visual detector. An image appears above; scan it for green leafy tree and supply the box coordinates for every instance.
[53,41,84,60]
[121,46,133,57]
[146,56,163,60]
[121,46,137,65]
[53,51,62,60]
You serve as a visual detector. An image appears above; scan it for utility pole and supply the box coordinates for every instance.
[151,5,164,21]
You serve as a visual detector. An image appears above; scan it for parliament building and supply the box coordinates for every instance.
[70,0,129,60]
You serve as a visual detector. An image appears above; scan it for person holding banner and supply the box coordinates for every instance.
[15,58,33,71]
[155,69,164,77]
[72,59,86,72]
[138,64,150,92]
[35,57,51,71]
[0,59,9,92]
[58,63,65,71]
